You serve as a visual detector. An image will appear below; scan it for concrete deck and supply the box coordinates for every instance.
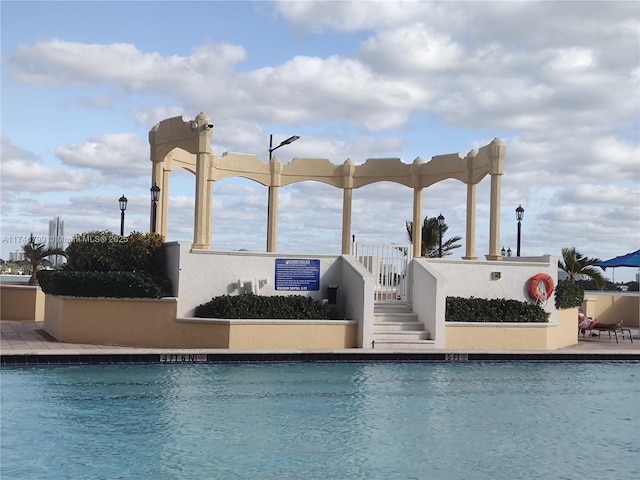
[2,320,639,363]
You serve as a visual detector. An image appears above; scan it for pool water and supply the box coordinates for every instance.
[1,362,638,480]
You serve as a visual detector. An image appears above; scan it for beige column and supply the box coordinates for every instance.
[341,159,356,255]
[485,138,506,261]
[266,186,279,252]
[486,174,502,260]
[463,183,478,259]
[266,157,283,252]
[342,188,352,254]
[160,169,169,238]
[411,157,424,257]
[412,188,422,257]
[192,151,210,249]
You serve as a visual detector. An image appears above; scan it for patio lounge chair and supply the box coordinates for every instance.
[581,320,633,344]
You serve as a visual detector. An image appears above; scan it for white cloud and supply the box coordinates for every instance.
[0,136,99,192]
[55,133,148,177]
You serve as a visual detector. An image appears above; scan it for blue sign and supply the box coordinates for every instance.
[275,259,320,291]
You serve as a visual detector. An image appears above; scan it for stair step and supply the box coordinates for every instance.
[373,340,436,351]
[374,312,419,322]
[374,321,426,332]
[374,331,429,341]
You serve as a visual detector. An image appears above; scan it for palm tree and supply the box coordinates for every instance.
[406,216,462,257]
[22,233,67,285]
[558,247,606,290]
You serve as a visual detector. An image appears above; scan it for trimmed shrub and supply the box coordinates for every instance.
[194,294,340,320]
[64,230,166,276]
[40,230,171,299]
[446,296,549,323]
[37,270,171,299]
[554,280,584,309]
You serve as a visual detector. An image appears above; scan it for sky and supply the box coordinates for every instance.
[1,0,639,282]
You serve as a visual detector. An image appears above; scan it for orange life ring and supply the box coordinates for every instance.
[528,273,554,301]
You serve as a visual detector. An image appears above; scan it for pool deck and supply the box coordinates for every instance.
[2,320,639,364]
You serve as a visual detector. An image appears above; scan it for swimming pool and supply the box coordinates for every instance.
[1,362,638,479]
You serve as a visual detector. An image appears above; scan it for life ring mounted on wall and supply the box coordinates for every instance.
[528,273,554,303]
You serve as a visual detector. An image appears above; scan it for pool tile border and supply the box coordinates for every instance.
[2,351,639,366]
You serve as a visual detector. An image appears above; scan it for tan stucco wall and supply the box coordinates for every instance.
[227,322,357,349]
[547,308,579,349]
[43,295,357,349]
[582,293,639,328]
[1,285,45,321]
[444,309,578,350]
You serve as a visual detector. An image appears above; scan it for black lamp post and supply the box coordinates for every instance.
[516,204,524,257]
[437,213,445,258]
[150,183,160,233]
[119,194,128,236]
[269,134,300,160]
[501,246,506,257]
[507,247,512,257]
[267,134,300,251]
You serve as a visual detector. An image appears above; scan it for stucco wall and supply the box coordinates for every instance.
[167,242,344,317]
[44,295,182,347]
[226,320,357,349]
[43,295,357,349]
[0,285,45,321]
[582,292,639,328]
[444,308,577,351]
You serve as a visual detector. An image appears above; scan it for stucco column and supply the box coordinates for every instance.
[341,188,353,254]
[463,183,478,260]
[486,138,505,261]
[160,169,169,238]
[341,159,356,255]
[412,188,422,257]
[192,151,211,250]
[266,186,279,252]
[412,157,424,258]
[266,157,283,252]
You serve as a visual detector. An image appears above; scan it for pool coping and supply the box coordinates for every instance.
[2,350,639,366]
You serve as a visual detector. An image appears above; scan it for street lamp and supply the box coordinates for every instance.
[501,246,506,257]
[150,183,160,233]
[437,213,445,258]
[507,247,512,257]
[269,134,300,160]
[119,194,128,237]
[516,204,524,257]
[266,134,300,251]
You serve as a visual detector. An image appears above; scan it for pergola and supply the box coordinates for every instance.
[149,112,506,260]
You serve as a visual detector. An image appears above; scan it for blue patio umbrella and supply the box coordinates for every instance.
[595,249,640,283]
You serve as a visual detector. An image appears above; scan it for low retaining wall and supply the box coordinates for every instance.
[444,308,578,350]
[1,285,45,321]
[43,295,358,349]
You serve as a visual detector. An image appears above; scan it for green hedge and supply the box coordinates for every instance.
[194,294,340,320]
[37,270,171,299]
[554,280,584,309]
[446,296,550,323]
[64,230,166,277]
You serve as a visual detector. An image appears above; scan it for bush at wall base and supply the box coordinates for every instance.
[37,270,171,299]
[445,296,550,323]
[194,294,341,320]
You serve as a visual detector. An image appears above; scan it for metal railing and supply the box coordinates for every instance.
[352,242,412,303]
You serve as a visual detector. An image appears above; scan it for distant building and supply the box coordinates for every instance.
[9,251,24,262]
[48,216,65,265]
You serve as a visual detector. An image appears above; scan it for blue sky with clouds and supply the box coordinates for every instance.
[1,0,639,281]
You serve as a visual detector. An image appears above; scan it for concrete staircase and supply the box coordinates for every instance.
[372,303,436,350]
